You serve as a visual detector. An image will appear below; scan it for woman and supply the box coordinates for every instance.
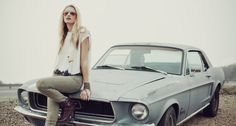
[36,4,91,126]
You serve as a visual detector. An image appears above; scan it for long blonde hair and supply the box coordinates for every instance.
[58,4,81,52]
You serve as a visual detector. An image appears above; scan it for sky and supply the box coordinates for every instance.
[0,0,236,83]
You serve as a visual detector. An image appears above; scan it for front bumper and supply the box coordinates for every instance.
[14,106,155,126]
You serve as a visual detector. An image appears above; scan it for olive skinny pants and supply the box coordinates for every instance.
[36,75,83,126]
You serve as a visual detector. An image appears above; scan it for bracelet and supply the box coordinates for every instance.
[84,82,91,90]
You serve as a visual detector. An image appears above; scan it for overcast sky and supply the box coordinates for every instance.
[0,0,236,83]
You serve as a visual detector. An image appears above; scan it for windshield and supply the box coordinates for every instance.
[94,46,183,75]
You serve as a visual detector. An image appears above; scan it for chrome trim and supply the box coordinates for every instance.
[14,106,108,126]
[74,114,115,124]
[177,103,210,125]
[74,100,116,123]
[18,89,30,106]
[72,120,156,126]
[201,96,211,103]
[15,101,153,126]
[35,93,47,109]
[29,106,47,114]
[28,93,47,114]
[75,111,114,118]
[27,93,116,123]
[14,106,46,119]
[71,121,98,126]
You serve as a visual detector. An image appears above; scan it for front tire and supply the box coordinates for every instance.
[157,106,176,126]
[203,87,220,117]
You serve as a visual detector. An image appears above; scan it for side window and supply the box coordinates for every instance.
[187,51,204,74]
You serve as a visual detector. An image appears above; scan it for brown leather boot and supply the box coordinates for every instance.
[58,98,77,123]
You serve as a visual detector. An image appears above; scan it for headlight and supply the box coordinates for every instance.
[131,103,149,121]
[18,89,29,106]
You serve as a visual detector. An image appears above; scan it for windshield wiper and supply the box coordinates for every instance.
[129,66,167,75]
[95,65,124,70]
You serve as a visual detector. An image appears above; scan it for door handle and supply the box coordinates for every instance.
[206,75,211,78]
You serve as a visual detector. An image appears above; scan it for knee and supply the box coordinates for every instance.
[36,79,47,91]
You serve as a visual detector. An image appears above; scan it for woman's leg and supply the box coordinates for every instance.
[36,76,83,103]
[36,76,83,126]
[44,98,59,126]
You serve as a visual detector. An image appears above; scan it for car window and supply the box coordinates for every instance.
[101,49,130,66]
[143,49,182,74]
[94,46,183,75]
[186,51,205,75]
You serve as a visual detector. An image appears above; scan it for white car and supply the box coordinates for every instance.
[15,43,225,126]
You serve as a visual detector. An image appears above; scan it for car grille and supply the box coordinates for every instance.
[29,92,115,123]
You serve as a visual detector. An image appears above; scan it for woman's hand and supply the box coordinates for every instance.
[80,89,91,101]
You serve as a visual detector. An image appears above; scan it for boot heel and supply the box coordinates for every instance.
[69,109,77,122]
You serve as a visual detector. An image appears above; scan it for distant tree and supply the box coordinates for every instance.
[223,63,236,82]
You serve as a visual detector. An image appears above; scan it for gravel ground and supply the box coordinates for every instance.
[0,99,32,126]
[0,94,235,126]
[180,94,236,126]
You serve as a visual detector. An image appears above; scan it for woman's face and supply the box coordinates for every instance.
[63,6,77,24]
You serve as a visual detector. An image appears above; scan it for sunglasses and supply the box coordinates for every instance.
[63,11,77,16]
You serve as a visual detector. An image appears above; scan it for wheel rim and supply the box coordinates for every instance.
[167,114,174,126]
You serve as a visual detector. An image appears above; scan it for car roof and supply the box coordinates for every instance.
[112,42,200,51]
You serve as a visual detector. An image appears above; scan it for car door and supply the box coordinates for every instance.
[186,51,214,116]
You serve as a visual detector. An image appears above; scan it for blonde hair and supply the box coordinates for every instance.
[58,4,82,52]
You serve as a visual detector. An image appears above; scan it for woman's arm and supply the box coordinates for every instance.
[80,37,90,83]
[80,37,91,100]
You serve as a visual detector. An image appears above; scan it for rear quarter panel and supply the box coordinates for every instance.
[207,67,225,90]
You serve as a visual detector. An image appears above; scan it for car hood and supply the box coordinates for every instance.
[20,70,166,101]
[86,70,165,101]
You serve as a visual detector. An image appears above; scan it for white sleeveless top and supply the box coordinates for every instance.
[54,28,91,74]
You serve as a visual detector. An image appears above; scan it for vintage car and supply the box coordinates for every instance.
[15,43,225,126]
